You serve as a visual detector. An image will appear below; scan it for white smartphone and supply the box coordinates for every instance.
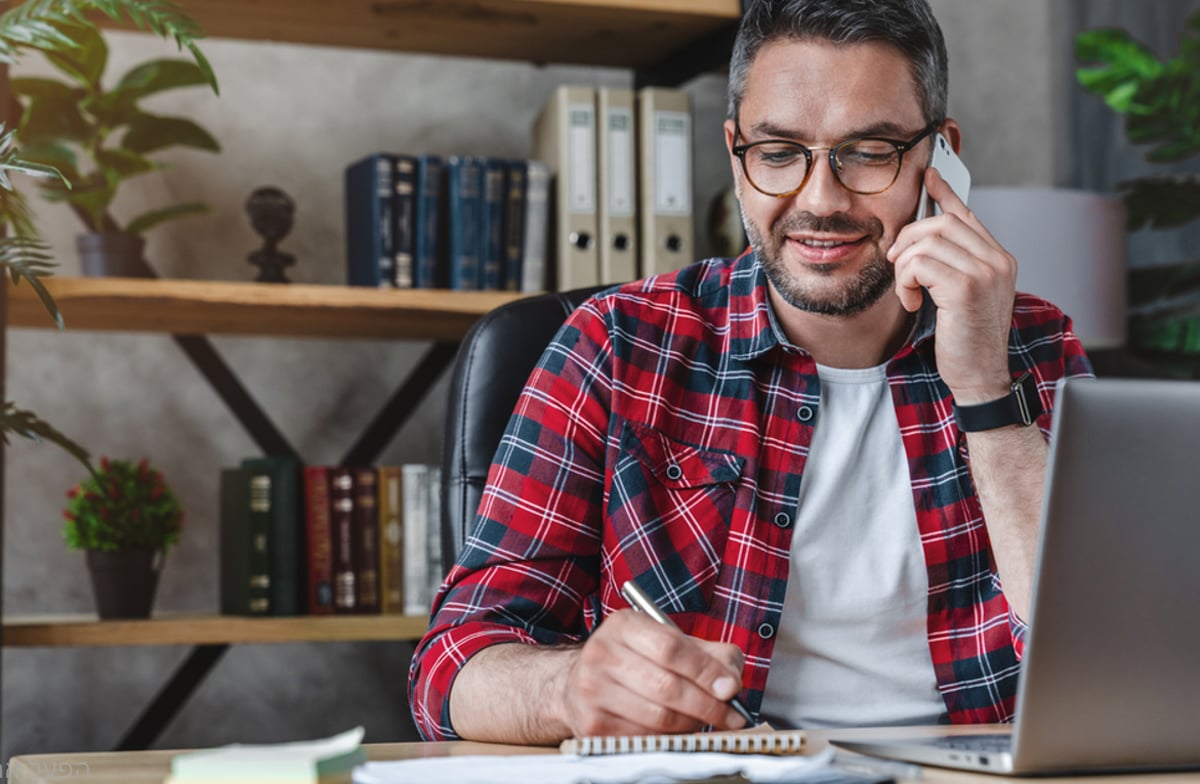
[915,132,971,220]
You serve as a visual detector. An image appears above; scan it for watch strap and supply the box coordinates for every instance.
[953,371,1043,432]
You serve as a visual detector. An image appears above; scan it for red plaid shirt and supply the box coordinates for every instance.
[409,252,1092,741]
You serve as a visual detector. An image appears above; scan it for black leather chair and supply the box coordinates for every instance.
[440,286,607,574]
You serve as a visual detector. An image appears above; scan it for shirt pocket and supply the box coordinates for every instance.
[606,420,745,615]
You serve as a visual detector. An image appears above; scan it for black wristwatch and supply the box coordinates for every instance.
[952,371,1043,432]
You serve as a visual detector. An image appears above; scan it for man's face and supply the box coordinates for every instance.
[725,38,933,317]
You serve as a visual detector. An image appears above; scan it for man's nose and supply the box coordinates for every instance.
[793,151,853,215]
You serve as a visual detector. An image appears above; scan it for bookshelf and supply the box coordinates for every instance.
[1,0,745,753]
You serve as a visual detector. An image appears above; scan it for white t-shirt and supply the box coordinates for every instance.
[759,362,946,728]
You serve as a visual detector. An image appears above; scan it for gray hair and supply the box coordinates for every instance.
[727,0,948,125]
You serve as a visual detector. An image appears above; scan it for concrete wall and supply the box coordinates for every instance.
[3,1,1063,758]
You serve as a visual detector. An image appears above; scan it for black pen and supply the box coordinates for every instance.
[619,579,759,727]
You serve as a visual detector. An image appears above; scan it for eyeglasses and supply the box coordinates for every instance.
[732,122,938,198]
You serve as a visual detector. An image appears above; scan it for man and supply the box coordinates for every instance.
[410,0,1091,743]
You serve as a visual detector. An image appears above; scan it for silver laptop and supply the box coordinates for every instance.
[831,377,1200,776]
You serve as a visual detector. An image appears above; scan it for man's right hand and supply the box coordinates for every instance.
[558,609,749,737]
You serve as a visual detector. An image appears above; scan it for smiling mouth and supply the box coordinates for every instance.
[795,238,859,249]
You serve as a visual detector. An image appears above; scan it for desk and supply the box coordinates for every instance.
[7,727,1200,784]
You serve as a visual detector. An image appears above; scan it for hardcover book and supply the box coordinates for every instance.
[393,155,417,288]
[413,154,443,288]
[242,455,304,617]
[345,153,396,288]
[303,465,336,615]
[479,158,507,291]
[329,467,357,613]
[444,155,483,291]
[376,465,405,614]
[219,466,270,616]
[352,467,380,614]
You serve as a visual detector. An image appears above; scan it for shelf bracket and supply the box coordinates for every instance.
[115,644,228,750]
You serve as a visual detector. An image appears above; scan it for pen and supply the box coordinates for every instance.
[619,579,758,727]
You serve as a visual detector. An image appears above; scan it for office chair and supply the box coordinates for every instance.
[440,286,607,575]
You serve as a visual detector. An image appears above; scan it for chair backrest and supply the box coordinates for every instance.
[440,286,606,574]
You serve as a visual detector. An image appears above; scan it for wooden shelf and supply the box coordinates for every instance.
[7,277,527,341]
[2,613,429,647]
[157,0,741,68]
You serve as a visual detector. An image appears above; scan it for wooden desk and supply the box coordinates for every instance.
[8,726,1200,784]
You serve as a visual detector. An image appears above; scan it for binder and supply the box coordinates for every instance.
[596,87,638,285]
[637,87,693,277]
[533,85,599,290]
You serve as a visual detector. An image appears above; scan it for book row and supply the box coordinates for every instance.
[345,154,550,292]
[219,457,443,618]
[342,84,696,294]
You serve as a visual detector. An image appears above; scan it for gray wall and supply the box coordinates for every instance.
[1,0,1092,759]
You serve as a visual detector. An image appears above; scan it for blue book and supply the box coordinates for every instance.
[445,156,483,291]
[392,155,417,288]
[479,158,507,290]
[344,153,395,288]
[413,155,443,288]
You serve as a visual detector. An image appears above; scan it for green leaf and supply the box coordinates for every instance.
[0,401,92,474]
[10,77,92,144]
[1119,176,1200,230]
[94,146,156,179]
[125,201,207,235]
[121,113,220,154]
[0,236,62,329]
[115,57,210,100]
[43,19,107,89]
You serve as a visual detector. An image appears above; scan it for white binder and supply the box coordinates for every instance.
[637,87,693,277]
[596,87,638,285]
[533,85,599,290]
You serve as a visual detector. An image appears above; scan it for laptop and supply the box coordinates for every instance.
[831,377,1200,776]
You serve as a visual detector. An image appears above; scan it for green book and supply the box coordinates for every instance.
[241,455,303,617]
[219,467,270,616]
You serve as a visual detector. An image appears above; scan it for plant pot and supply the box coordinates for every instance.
[76,232,150,278]
[85,548,163,619]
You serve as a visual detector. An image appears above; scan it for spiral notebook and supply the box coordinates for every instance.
[559,728,807,756]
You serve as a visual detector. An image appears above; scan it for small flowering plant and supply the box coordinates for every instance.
[63,457,183,552]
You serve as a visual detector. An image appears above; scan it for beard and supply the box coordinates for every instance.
[741,202,894,317]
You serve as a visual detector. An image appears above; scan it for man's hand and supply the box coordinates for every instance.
[561,609,749,737]
[888,167,1016,404]
[448,610,748,744]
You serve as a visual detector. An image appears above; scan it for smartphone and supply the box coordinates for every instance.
[915,132,971,220]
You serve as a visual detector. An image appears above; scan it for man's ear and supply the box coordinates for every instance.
[940,118,963,154]
[723,119,744,199]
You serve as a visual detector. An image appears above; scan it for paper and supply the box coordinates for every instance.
[171,726,366,781]
[353,747,835,784]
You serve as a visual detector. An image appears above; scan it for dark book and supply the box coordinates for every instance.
[444,155,483,290]
[376,465,405,614]
[353,467,381,613]
[502,160,528,291]
[393,155,417,288]
[219,466,270,616]
[413,154,443,288]
[303,465,336,615]
[479,158,507,291]
[521,160,551,292]
[329,467,357,613]
[344,152,396,288]
[241,455,303,617]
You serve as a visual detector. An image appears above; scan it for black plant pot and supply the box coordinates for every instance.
[76,232,150,278]
[85,548,163,619]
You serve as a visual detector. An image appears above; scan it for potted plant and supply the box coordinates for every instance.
[63,456,183,618]
[0,1,216,455]
[9,9,221,277]
[1075,11,1200,374]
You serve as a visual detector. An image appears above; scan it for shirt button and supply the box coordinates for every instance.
[757,622,776,639]
[665,463,683,481]
[796,405,814,422]
[773,512,792,529]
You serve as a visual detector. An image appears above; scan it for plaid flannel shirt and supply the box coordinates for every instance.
[409,251,1093,741]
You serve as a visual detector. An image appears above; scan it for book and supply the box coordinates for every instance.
[445,155,483,290]
[392,155,417,288]
[501,160,527,291]
[596,86,638,285]
[401,464,445,615]
[352,467,380,613]
[637,87,693,277]
[344,153,396,288]
[559,728,807,756]
[219,466,270,616]
[479,158,507,291]
[533,85,599,290]
[303,465,335,615]
[329,467,357,613]
[376,465,405,614]
[520,160,550,292]
[413,154,443,288]
[167,726,366,784]
[242,455,304,617]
